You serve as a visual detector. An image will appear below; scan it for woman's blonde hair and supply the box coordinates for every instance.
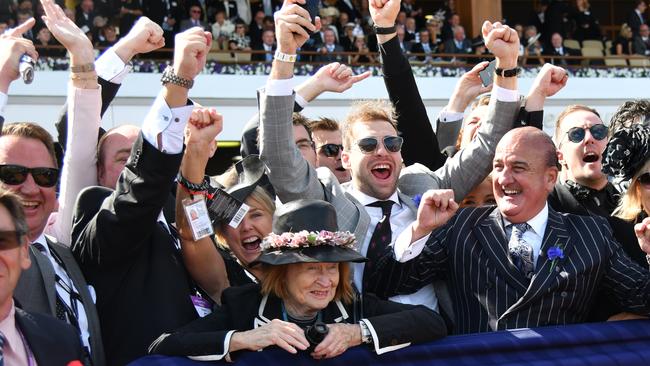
[260,262,355,304]
[613,159,650,221]
[215,186,275,249]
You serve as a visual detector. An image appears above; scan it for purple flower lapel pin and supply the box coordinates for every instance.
[413,194,423,208]
[547,245,565,273]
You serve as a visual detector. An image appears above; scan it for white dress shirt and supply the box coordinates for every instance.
[33,233,91,352]
[503,203,548,267]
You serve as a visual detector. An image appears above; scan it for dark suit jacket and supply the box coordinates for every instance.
[179,19,209,31]
[634,35,650,55]
[14,237,105,366]
[628,9,646,36]
[15,307,85,365]
[373,206,650,334]
[443,38,472,55]
[409,41,439,61]
[543,46,582,65]
[148,283,446,359]
[71,135,199,365]
[315,44,344,63]
[251,43,276,61]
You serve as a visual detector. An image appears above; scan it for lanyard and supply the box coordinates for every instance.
[49,248,83,331]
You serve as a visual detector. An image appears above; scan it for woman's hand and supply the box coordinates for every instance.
[229,319,310,354]
[40,0,94,65]
[311,323,362,359]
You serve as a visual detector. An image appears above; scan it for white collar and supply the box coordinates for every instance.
[503,202,549,238]
[32,233,51,256]
[347,187,401,208]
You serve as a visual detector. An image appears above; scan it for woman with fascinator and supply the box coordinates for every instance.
[604,125,650,230]
[149,200,446,360]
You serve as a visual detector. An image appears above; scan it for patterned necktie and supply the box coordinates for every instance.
[32,243,68,321]
[507,223,534,280]
[363,201,394,293]
[0,331,5,366]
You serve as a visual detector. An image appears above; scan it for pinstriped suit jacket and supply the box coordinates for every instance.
[373,206,650,334]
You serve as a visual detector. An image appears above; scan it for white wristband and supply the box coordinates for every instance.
[274,50,297,63]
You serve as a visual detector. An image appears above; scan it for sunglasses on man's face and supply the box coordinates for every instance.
[0,164,59,188]
[565,124,608,143]
[318,144,344,157]
[638,172,650,187]
[0,230,24,251]
[355,136,404,154]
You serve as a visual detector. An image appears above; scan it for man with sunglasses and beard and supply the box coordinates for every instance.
[259,0,522,317]
[548,104,646,321]
[308,117,351,183]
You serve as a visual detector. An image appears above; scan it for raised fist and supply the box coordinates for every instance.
[368,0,401,28]
[116,17,165,60]
[274,0,320,54]
[173,27,212,80]
[482,21,520,68]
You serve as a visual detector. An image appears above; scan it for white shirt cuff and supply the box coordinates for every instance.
[437,106,464,123]
[393,223,430,262]
[265,77,295,96]
[0,91,7,115]
[294,93,308,108]
[141,91,193,154]
[493,84,519,102]
[95,48,132,84]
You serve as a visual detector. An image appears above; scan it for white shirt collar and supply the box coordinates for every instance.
[347,187,401,208]
[503,202,549,238]
[32,233,51,256]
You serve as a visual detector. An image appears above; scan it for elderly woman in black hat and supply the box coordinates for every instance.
[150,200,447,360]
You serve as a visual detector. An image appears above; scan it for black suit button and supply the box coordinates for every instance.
[560,291,568,298]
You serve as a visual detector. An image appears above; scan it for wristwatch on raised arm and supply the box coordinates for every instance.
[161,65,194,89]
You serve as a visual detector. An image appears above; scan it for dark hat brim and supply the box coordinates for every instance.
[250,245,367,266]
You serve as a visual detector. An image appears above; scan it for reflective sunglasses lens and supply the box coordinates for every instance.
[321,144,342,157]
[383,136,404,152]
[31,168,59,187]
[567,128,586,143]
[590,124,608,140]
[0,165,28,185]
[357,138,378,153]
[639,173,650,186]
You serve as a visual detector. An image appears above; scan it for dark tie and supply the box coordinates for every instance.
[507,223,534,280]
[32,242,68,321]
[0,331,5,366]
[363,201,394,293]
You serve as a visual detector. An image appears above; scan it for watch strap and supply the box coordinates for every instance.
[495,67,521,77]
[161,65,194,89]
[374,24,397,35]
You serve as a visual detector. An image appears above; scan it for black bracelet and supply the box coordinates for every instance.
[176,173,210,193]
[374,24,397,35]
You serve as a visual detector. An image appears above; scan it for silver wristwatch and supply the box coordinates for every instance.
[161,65,194,89]
[359,321,372,344]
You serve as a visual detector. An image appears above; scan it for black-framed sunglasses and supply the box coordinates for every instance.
[638,172,650,187]
[0,164,59,188]
[565,124,608,143]
[355,136,404,154]
[318,144,344,157]
[0,230,24,251]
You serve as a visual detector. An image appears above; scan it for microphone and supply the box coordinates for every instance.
[19,54,35,84]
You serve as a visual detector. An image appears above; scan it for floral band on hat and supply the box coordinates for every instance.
[261,230,355,251]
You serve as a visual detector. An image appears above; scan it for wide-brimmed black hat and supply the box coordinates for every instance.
[250,199,366,266]
[602,125,650,181]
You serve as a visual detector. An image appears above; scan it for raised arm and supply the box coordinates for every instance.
[73,27,211,264]
[176,107,229,303]
[0,19,38,130]
[370,0,445,171]
[399,21,522,202]
[40,0,100,245]
[258,0,327,202]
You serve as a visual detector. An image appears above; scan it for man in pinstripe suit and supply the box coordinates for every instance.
[259,0,522,313]
[379,127,650,334]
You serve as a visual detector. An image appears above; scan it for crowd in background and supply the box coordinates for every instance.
[1,0,650,64]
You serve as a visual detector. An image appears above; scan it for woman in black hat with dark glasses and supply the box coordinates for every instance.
[150,199,446,361]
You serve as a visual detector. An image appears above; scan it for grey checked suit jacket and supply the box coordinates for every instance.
[257,89,520,246]
[15,236,105,366]
[373,206,650,334]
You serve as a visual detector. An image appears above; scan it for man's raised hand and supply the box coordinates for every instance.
[114,17,165,62]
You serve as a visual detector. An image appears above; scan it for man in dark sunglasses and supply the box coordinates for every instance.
[548,105,643,321]
[259,4,523,314]
[309,118,351,183]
